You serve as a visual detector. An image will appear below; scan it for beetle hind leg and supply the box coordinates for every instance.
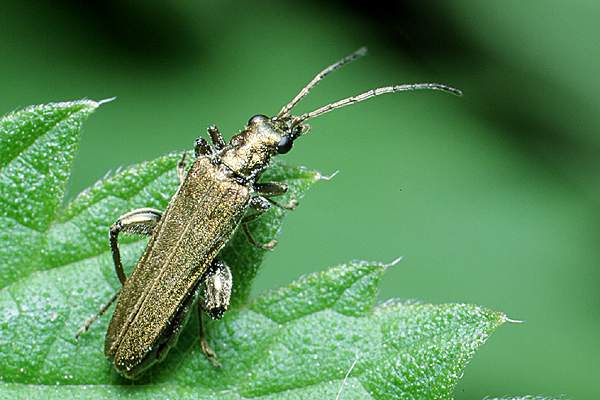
[198,259,232,367]
[198,309,221,368]
[202,260,233,319]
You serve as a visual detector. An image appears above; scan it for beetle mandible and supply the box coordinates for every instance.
[75,47,461,379]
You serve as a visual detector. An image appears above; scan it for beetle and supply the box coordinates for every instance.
[75,47,461,379]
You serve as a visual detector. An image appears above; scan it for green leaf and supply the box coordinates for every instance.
[484,397,566,400]
[0,260,506,398]
[0,101,513,399]
[0,100,100,288]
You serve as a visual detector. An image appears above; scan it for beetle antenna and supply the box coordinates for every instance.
[293,83,462,124]
[277,47,368,118]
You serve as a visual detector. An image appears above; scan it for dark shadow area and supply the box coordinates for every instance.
[9,0,596,179]
[335,0,600,202]
[338,1,480,66]
[3,0,205,71]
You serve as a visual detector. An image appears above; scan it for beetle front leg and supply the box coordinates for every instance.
[254,182,298,210]
[110,208,162,285]
[194,137,213,157]
[193,125,225,158]
[207,125,226,149]
[76,208,163,339]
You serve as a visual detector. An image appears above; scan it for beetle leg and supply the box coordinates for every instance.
[110,208,162,285]
[254,181,287,196]
[77,209,163,338]
[254,181,298,210]
[75,290,120,339]
[197,259,232,367]
[249,195,271,212]
[242,197,278,249]
[241,209,278,250]
[177,152,188,184]
[198,304,221,367]
[202,260,232,319]
[267,197,298,210]
[207,125,226,149]
[194,137,213,157]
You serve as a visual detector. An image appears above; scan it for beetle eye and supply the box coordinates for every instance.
[277,135,293,154]
[248,114,268,125]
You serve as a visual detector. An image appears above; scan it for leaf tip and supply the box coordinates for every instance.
[504,316,525,324]
[316,169,339,181]
[97,96,117,106]
[383,256,403,269]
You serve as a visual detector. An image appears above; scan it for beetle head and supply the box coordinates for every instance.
[247,114,310,155]
[220,114,309,178]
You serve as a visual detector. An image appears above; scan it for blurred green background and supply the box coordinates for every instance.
[1,1,598,398]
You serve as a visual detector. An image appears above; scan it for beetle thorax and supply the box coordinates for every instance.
[220,121,281,179]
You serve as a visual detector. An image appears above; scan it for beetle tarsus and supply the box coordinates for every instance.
[200,337,222,368]
[242,205,280,250]
[267,197,298,210]
[198,300,222,368]
[263,239,278,250]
